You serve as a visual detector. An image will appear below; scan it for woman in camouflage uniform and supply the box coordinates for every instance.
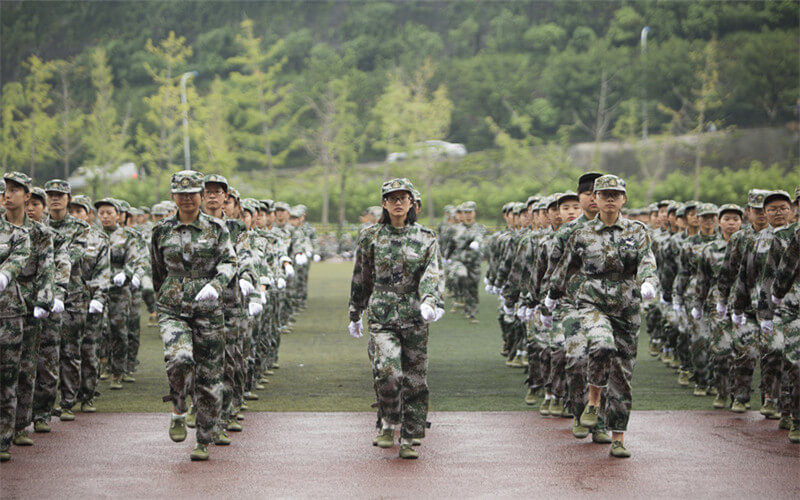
[348,178,443,459]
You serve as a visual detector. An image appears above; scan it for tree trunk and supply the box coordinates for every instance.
[61,70,71,179]
[29,121,36,179]
[257,80,274,198]
[338,164,347,233]
[426,161,435,226]
[694,111,705,200]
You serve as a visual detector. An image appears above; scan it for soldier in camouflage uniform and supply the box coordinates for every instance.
[485,204,517,356]
[151,170,236,461]
[67,195,110,412]
[545,175,658,458]
[0,178,32,462]
[349,178,443,460]
[116,200,147,382]
[444,201,485,322]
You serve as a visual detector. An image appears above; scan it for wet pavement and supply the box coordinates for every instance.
[1,411,798,498]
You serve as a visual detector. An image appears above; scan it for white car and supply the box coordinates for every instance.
[386,140,467,162]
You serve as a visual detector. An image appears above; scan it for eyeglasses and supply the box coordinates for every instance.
[385,195,410,204]
[765,206,791,214]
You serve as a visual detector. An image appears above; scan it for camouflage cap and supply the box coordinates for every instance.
[410,188,421,202]
[30,187,47,204]
[0,179,4,193]
[676,204,687,217]
[228,187,240,200]
[165,201,178,211]
[95,197,119,211]
[667,201,681,214]
[511,202,525,215]
[577,172,604,193]
[593,174,626,193]
[44,178,71,194]
[151,203,170,216]
[795,184,800,201]
[69,195,92,212]
[683,200,699,211]
[461,201,477,212]
[240,199,256,215]
[203,173,228,192]
[697,202,719,217]
[557,191,579,206]
[546,194,562,209]
[368,206,383,219]
[129,207,143,216]
[648,203,659,213]
[764,190,792,206]
[171,170,204,194]
[381,178,414,198]
[3,171,32,192]
[443,204,454,215]
[274,201,290,212]
[501,202,513,213]
[139,206,150,214]
[260,199,275,212]
[526,195,541,207]
[289,206,304,218]
[747,189,770,209]
[657,199,673,208]
[718,203,744,218]
[532,201,546,211]
[116,200,131,213]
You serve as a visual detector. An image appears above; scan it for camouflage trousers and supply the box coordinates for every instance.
[106,287,131,377]
[710,313,735,399]
[142,275,156,315]
[59,307,87,410]
[731,313,761,404]
[370,322,429,439]
[675,306,692,370]
[455,266,480,318]
[582,308,640,433]
[759,318,786,402]
[221,307,245,421]
[80,311,104,404]
[562,308,588,416]
[689,314,712,387]
[294,264,309,309]
[544,306,566,397]
[777,314,800,419]
[15,316,41,431]
[0,317,23,452]
[126,289,143,373]
[644,302,664,343]
[243,316,256,393]
[33,313,62,424]
[159,310,224,445]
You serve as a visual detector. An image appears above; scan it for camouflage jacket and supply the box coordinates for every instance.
[103,225,140,287]
[652,228,675,283]
[659,230,686,303]
[772,225,800,305]
[485,228,513,286]
[716,226,753,304]
[693,237,729,312]
[349,222,442,327]
[46,214,99,306]
[531,227,560,304]
[732,226,773,314]
[757,222,798,321]
[300,222,319,255]
[496,227,528,294]
[0,217,32,318]
[547,215,659,315]
[12,214,54,311]
[540,214,595,305]
[80,225,111,306]
[501,227,537,306]
[674,232,719,301]
[223,217,259,307]
[150,212,236,316]
[446,222,486,267]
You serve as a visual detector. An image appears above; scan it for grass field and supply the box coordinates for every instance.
[94,262,763,413]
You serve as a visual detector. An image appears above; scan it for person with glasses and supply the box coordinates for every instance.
[348,178,443,459]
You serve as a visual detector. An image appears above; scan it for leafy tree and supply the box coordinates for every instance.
[16,55,58,180]
[192,76,237,179]
[51,58,86,179]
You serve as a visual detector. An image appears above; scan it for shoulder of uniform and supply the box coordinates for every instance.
[416,224,437,237]
[69,216,90,229]
[226,218,247,230]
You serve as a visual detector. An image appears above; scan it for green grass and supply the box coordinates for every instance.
[95,262,763,413]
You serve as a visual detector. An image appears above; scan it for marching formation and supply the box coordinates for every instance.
[0,170,319,462]
[469,173,800,456]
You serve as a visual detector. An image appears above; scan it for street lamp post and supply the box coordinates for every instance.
[180,71,199,170]
[641,27,650,140]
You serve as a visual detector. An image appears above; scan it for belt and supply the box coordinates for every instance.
[374,283,416,294]
[167,271,217,279]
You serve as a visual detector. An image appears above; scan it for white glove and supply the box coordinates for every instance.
[492,286,501,295]
[295,253,308,266]
[672,303,682,314]
[691,307,703,320]
[484,277,490,286]
[544,295,557,313]
[516,306,528,320]
[660,293,670,307]
[260,291,267,305]
[33,306,49,319]
[434,307,445,321]
[51,299,65,314]
[732,312,746,327]
[276,277,286,289]
[313,254,321,263]
[540,312,553,329]
[0,272,8,292]
[641,282,656,301]
[239,279,255,297]
[113,272,126,287]
[485,284,493,294]
[194,283,219,302]
[348,319,363,339]
[716,302,728,317]
[88,300,104,314]
[248,302,263,316]
[469,240,480,251]
[503,304,514,316]
[420,303,437,322]
[771,295,783,307]
[131,275,141,289]
[526,307,537,321]
[760,319,774,334]
[260,276,273,287]
[284,263,295,278]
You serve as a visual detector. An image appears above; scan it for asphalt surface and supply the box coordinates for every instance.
[2,410,798,498]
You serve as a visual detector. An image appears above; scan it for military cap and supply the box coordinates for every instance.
[44,178,71,194]
[116,200,131,213]
[228,187,240,200]
[171,170,204,194]
[501,202,512,213]
[3,171,32,192]
[794,184,800,202]
[577,172,604,193]
[541,195,555,209]
[683,200,699,211]
[70,195,92,213]
[533,201,546,211]
[718,203,744,218]
[368,206,383,219]
[676,205,687,217]
[260,199,275,212]
[274,201,290,212]
[547,194,562,209]
[557,191,579,206]
[697,203,719,217]
[461,201,477,212]
[139,206,150,214]
[289,204,307,218]
[0,179,5,193]
[763,190,792,206]
[95,198,118,211]
[443,204,454,215]
[203,173,228,192]
[648,203,659,213]
[151,203,169,216]
[130,207,144,216]
[657,199,673,208]
[593,174,626,193]
[667,201,681,214]
[165,201,178,211]
[410,188,421,202]
[526,195,541,207]
[30,187,47,204]
[241,200,256,215]
[511,202,525,215]
[747,189,770,209]
[381,178,414,198]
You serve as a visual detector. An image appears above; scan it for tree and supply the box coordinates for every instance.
[16,55,58,179]
[0,82,26,171]
[192,77,237,179]
[51,58,85,179]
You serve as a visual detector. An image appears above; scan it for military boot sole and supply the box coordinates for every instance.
[33,422,51,433]
[0,451,10,462]
[13,432,33,446]
[399,445,419,459]
[190,446,210,461]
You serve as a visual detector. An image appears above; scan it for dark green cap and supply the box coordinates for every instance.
[3,171,32,192]
[44,179,71,194]
[171,170,204,194]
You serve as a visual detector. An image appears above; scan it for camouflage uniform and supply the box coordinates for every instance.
[771,223,800,422]
[0,200,32,456]
[547,176,658,433]
[349,181,442,440]
[150,171,236,446]
[444,202,485,320]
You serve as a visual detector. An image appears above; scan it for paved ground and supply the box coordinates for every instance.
[2,411,797,498]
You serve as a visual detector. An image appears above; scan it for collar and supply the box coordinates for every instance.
[592,214,625,232]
